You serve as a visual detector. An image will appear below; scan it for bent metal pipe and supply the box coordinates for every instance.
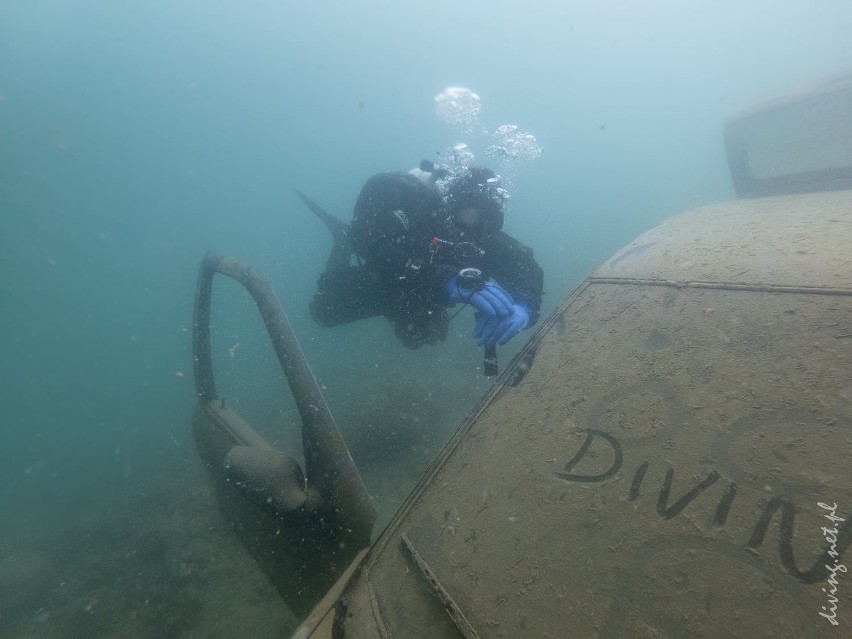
[192,252,376,546]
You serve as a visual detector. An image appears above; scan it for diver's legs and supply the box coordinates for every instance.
[324,237,353,271]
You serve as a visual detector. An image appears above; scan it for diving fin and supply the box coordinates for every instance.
[295,190,349,246]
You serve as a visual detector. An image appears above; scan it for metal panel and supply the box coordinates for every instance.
[725,72,852,198]
[302,193,852,638]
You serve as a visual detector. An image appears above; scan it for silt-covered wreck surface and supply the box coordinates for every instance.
[296,190,852,639]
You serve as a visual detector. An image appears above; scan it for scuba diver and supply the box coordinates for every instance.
[299,162,544,367]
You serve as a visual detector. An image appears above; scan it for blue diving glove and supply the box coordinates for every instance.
[446,276,514,320]
[474,302,531,346]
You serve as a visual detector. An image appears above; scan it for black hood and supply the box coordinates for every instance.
[446,166,506,236]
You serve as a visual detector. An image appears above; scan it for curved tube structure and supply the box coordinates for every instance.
[191,252,376,617]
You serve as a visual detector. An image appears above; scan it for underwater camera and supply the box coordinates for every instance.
[457,268,499,377]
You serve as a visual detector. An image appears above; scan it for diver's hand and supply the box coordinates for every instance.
[474,302,531,346]
[446,277,514,320]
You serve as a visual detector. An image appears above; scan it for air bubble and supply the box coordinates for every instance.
[486,124,543,164]
[435,87,482,132]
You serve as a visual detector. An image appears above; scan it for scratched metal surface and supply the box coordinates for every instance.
[316,195,852,639]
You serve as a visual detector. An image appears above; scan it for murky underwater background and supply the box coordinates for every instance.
[2,1,851,636]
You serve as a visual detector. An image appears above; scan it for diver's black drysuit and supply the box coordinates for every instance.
[309,171,544,349]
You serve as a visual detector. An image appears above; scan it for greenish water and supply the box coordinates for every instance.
[2,1,851,636]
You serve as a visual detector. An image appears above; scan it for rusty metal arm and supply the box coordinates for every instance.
[192,252,376,545]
